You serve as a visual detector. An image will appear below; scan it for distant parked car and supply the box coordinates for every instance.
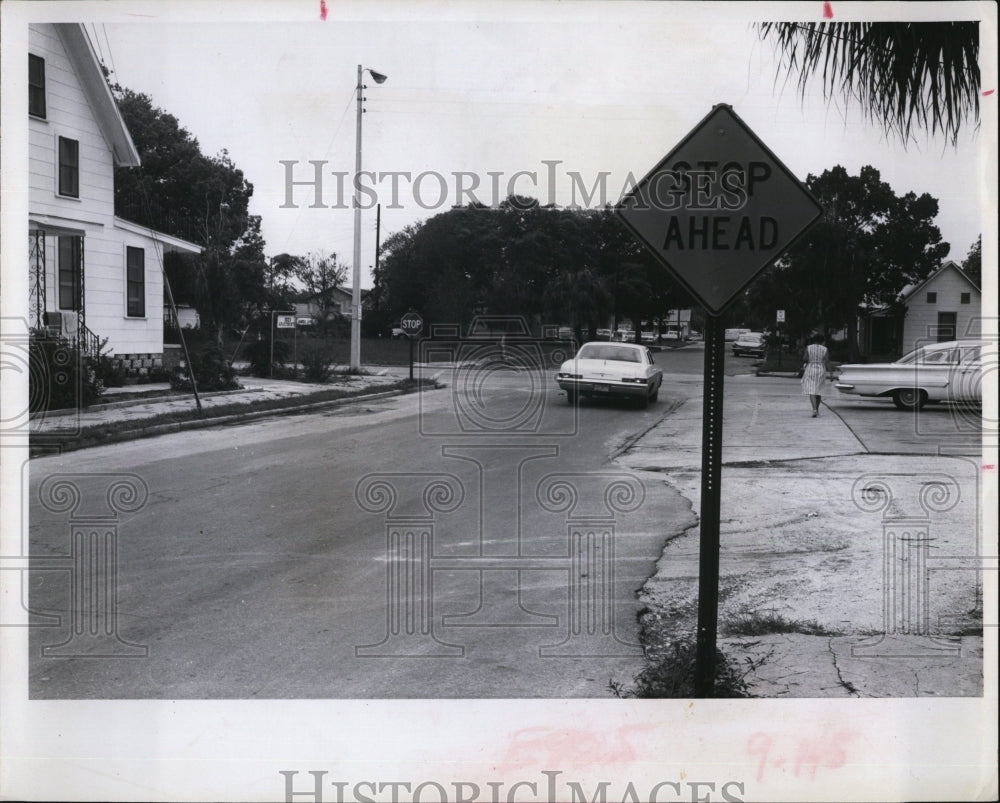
[391,325,405,338]
[732,332,765,357]
[725,328,751,341]
[596,328,613,340]
[834,339,984,410]
[556,341,663,408]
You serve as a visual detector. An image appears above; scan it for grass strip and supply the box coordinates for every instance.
[32,379,437,455]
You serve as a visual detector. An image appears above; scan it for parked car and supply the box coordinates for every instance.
[390,325,405,338]
[834,339,985,410]
[596,328,613,340]
[732,331,766,357]
[555,341,663,408]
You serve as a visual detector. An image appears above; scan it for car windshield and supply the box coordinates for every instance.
[576,344,641,363]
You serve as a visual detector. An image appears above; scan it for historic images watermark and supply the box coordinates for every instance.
[0,316,85,438]
[279,770,748,803]
[0,467,150,658]
[279,159,777,213]
[354,315,649,659]
[849,469,993,658]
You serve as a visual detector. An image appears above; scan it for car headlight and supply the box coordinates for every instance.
[621,377,646,383]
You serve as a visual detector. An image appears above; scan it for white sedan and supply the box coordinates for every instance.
[834,339,985,410]
[556,342,663,408]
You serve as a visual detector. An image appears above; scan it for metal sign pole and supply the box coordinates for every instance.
[409,335,414,381]
[695,312,725,696]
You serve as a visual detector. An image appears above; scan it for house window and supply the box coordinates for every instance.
[58,137,79,197]
[58,236,82,311]
[29,54,46,118]
[126,247,145,317]
[926,292,937,304]
[961,292,971,304]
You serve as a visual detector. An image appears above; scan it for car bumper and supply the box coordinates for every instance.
[557,378,653,398]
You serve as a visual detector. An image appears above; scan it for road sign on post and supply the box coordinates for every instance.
[400,310,423,380]
[616,104,821,697]
[400,311,423,337]
[617,104,822,315]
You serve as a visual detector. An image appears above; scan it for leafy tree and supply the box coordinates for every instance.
[961,235,981,287]
[748,165,948,356]
[111,87,273,344]
[757,22,980,146]
[293,251,348,329]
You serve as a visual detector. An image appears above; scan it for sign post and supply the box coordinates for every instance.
[617,104,821,696]
[271,311,296,378]
[400,310,423,381]
[776,309,786,367]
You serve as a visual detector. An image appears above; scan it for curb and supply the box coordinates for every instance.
[31,385,438,455]
[38,386,265,418]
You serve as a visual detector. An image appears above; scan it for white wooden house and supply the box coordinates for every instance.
[860,261,982,358]
[27,23,201,374]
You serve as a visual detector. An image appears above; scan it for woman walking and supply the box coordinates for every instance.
[801,332,833,417]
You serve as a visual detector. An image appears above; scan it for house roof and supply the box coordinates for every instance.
[114,217,202,254]
[56,24,141,167]
[898,260,981,302]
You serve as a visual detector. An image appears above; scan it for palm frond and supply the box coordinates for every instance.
[757,22,980,147]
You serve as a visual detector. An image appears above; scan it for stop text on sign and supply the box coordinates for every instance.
[642,161,772,211]
[644,161,777,251]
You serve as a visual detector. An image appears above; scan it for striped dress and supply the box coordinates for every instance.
[800,343,829,395]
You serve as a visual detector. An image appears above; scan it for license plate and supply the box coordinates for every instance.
[593,384,609,392]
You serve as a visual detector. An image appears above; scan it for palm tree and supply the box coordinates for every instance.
[757,22,980,147]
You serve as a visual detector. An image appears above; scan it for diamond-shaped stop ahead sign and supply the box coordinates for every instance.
[617,103,822,314]
[617,105,822,697]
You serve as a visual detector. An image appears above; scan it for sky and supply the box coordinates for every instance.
[73,0,996,291]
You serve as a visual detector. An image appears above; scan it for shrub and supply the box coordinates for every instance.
[170,342,239,392]
[91,338,128,388]
[28,331,102,413]
[243,337,291,377]
[300,344,335,383]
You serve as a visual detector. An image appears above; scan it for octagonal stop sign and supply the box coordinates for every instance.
[400,311,423,337]
[616,104,822,314]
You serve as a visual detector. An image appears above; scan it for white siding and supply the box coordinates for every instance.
[28,25,115,222]
[902,267,982,351]
[28,24,167,356]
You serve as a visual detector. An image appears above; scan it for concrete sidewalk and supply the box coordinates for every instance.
[617,373,986,697]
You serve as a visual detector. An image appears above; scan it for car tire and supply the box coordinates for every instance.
[892,388,927,411]
[650,386,659,402]
[566,389,577,405]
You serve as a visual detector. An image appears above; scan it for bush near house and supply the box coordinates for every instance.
[299,344,335,383]
[169,334,240,392]
[28,331,103,412]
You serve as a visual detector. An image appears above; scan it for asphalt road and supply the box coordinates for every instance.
[25,344,980,698]
[28,368,695,698]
